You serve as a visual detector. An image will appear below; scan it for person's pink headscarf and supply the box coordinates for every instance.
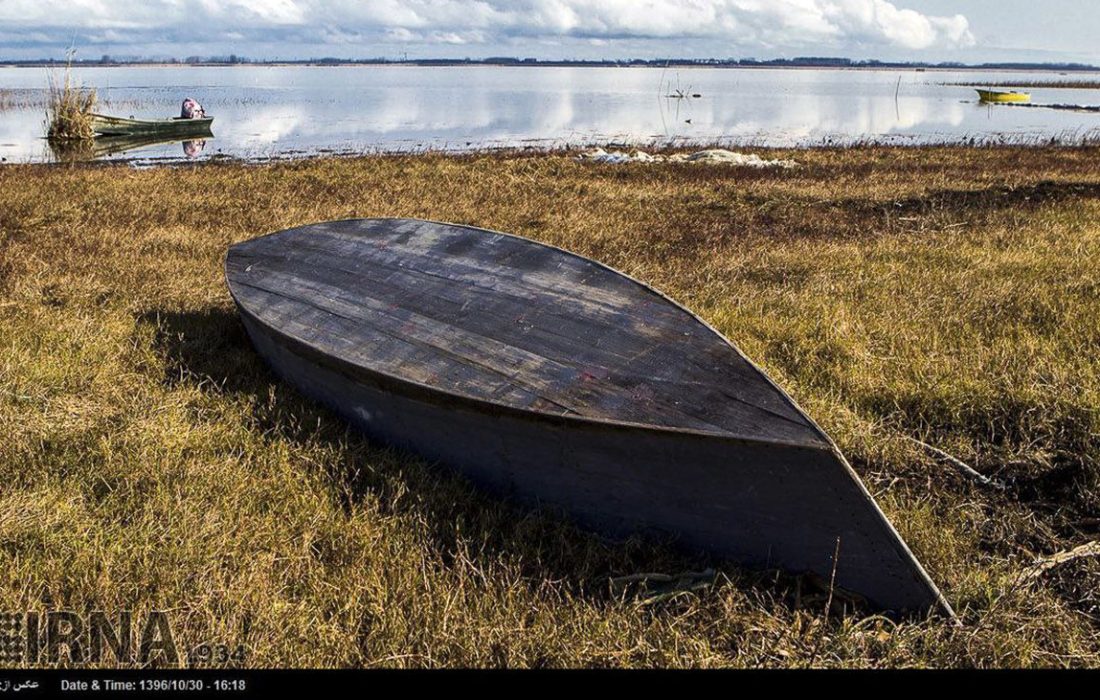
[181,98,205,119]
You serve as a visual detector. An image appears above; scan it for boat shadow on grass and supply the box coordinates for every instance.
[139,306,852,615]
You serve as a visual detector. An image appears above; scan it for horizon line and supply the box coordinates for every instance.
[3,55,1100,71]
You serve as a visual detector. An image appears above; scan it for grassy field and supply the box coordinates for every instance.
[1,146,1098,668]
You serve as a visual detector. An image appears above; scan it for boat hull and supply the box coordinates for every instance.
[235,304,952,616]
[976,89,1030,103]
[89,114,214,137]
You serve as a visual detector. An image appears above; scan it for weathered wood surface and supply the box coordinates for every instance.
[227,219,823,444]
[226,218,952,616]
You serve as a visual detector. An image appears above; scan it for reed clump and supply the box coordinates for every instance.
[45,65,97,141]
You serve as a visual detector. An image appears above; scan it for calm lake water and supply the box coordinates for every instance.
[2,65,1099,164]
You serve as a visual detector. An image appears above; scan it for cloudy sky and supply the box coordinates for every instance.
[0,0,1097,64]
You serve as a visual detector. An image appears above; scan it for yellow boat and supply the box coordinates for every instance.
[976,88,1031,103]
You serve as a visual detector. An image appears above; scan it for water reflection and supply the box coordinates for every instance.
[182,139,207,158]
[3,65,1098,163]
[48,133,213,162]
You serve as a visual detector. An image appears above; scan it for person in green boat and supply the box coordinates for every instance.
[180,97,206,119]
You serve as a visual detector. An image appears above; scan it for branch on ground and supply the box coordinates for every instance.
[906,436,1006,490]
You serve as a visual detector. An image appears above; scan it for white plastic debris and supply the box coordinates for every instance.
[682,149,798,168]
[577,147,797,168]
[578,148,659,164]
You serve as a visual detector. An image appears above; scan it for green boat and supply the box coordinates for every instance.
[89,113,214,138]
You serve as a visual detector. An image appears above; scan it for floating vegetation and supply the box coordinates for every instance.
[1001,102,1100,113]
[941,80,1100,90]
[1,89,145,114]
[0,89,47,111]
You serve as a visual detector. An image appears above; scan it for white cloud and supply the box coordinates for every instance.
[0,0,975,55]
[821,1,974,50]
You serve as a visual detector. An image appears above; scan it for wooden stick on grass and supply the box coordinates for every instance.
[906,436,1006,490]
[1021,541,1100,582]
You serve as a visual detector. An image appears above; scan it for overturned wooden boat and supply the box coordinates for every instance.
[89,113,213,138]
[976,88,1030,103]
[225,218,953,616]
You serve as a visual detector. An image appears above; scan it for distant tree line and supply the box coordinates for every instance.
[5,55,1098,72]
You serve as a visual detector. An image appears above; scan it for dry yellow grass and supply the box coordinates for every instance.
[1,146,1098,667]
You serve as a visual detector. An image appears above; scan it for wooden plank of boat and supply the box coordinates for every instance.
[225,218,954,617]
[89,113,214,137]
[976,88,1031,103]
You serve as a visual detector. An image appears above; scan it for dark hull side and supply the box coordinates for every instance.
[236,307,952,617]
